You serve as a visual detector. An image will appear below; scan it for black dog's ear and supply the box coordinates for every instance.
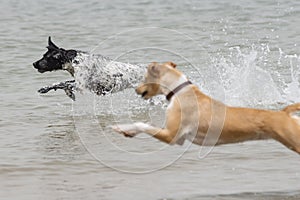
[48,36,59,49]
[66,50,77,60]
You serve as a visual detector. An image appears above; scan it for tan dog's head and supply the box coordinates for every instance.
[136,62,178,99]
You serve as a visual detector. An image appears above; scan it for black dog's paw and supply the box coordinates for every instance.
[38,87,50,93]
[65,89,76,101]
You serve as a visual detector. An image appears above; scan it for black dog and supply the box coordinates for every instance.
[33,37,145,100]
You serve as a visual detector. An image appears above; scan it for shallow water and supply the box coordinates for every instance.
[1,0,300,199]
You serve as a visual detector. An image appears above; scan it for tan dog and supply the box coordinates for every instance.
[112,62,300,154]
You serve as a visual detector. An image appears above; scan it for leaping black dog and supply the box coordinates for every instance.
[33,37,146,100]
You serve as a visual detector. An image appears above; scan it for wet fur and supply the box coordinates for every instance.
[33,37,145,100]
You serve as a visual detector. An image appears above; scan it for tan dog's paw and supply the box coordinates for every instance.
[111,124,139,138]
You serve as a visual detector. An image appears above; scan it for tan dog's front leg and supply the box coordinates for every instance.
[112,122,176,144]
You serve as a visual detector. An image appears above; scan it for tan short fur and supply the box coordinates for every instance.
[112,62,300,154]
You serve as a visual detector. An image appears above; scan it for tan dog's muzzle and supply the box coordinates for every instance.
[135,83,160,100]
[135,84,148,98]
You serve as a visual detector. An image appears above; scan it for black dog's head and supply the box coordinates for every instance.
[33,37,77,73]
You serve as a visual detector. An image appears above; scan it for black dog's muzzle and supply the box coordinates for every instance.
[33,61,38,69]
[33,60,49,73]
[33,61,44,73]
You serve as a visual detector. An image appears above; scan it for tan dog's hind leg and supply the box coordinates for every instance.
[266,113,300,153]
[279,103,300,153]
[271,133,300,153]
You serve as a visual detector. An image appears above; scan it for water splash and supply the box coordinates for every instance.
[211,46,300,107]
[282,54,300,103]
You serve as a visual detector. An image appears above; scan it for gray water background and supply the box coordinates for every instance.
[1,0,300,199]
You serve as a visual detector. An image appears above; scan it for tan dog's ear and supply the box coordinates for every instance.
[148,62,160,76]
[165,62,177,68]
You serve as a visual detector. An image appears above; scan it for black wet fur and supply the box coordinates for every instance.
[38,80,76,101]
[33,37,77,73]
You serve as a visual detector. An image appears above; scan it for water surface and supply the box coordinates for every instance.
[1,0,300,199]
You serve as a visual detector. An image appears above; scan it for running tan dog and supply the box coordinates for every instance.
[112,62,300,154]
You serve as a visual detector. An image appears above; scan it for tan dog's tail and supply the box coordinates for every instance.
[282,103,300,115]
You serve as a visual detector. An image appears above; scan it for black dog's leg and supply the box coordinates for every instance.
[38,80,76,101]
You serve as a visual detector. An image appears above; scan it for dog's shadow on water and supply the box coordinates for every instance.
[37,115,86,161]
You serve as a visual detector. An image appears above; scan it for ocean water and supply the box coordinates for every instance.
[1,0,300,199]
